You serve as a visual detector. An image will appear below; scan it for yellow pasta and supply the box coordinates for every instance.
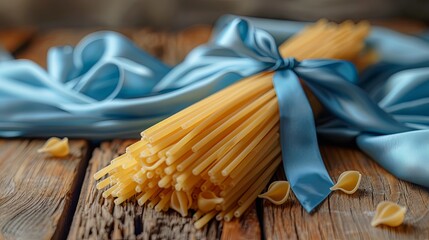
[330,170,362,194]
[371,201,407,227]
[37,137,69,157]
[258,181,291,205]
[94,20,373,229]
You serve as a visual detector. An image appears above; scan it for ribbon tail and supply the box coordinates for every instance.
[357,130,429,188]
[273,70,334,212]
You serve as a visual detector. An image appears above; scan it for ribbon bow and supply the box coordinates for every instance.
[155,18,429,211]
[154,19,368,211]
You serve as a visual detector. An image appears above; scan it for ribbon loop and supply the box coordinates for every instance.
[271,57,298,71]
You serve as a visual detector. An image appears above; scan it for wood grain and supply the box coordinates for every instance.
[220,204,261,240]
[262,144,429,240]
[0,139,88,240]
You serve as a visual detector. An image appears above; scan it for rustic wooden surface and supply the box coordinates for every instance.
[0,139,88,240]
[0,20,429,240]
[263,145,429,240]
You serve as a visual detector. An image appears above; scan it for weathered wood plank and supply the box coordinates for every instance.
[220,204,261,240]
[262,144,429,240]
[0,28,35,52]
[67,140,222,240]
[0,139,88,240]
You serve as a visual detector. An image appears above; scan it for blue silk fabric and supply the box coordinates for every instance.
[1,16,429,212]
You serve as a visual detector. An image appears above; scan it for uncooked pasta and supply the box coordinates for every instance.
[37,137,69,157]
[330,170,362,194]
[94,20,372,229]
[371,201,407,227]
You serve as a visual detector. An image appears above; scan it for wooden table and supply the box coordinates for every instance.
[0,22,428,240]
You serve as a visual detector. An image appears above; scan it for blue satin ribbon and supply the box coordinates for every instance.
[155,19,366,211]
[0,31,248,138]
[273,62,335,212]
[1,16,429,212]
[221,15,429,192]
[217,15,429,65]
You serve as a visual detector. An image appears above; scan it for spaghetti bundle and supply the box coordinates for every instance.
[94,20,372,229]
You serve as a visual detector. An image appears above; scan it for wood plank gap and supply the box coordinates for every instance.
[53,141,97,240]
[255,199,266,240]
[10,34,37,58]
[0,139,90,240]
[0,28,36,54]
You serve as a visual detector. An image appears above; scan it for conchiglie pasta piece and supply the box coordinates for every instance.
[371,201,407,227]
[37,137,69,157]
[258,181,290,205]
[170,191,189,217]
[330,170,361,194]
[198,191,223,213]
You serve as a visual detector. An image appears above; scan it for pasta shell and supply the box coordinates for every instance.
[371,201,407,227]
[258,181,290,205]
[330,170,361,194]
[37,137,69,157]
[198,191,223,213]
[170,191,189,217]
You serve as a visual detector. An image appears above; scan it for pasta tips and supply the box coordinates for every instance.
[258,181,290,205]
[37,137,69,157]
[371,201,407,227]
[330,170,361,194]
